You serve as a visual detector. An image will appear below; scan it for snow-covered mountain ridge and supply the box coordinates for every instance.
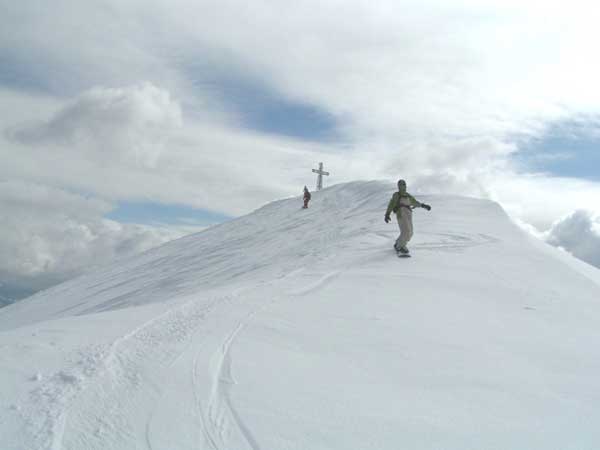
[1,180,600,450]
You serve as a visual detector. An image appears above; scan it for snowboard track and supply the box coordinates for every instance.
[31,292,230,450]
[205,313,262,450]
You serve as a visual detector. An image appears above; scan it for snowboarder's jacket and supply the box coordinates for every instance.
[386,192,421,217]
[303,187,311,209]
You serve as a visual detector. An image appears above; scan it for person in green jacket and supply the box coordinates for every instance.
[384,179,431,254]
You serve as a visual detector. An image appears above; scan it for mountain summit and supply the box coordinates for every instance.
[2,181,600,450]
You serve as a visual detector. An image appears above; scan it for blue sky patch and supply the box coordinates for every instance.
[2,46,339,142]
[514,120,600,181]
[0,49,82,96]
[107,201,232,227]
[185,61,338,141]
[0,50,51,94]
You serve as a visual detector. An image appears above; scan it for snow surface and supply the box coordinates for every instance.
[1,180,600,450]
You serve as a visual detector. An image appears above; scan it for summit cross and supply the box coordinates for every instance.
[312,162,330,191]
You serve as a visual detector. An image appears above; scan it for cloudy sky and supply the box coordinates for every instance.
[1,0,600,301]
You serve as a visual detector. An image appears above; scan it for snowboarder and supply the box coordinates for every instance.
[303,186,311,209]
[384,179,431,255]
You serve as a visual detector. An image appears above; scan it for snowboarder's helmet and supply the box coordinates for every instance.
[397,179,407,194]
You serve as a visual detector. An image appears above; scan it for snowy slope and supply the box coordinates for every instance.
[2,180,600,450]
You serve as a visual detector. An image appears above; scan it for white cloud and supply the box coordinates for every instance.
[9,83,182,168]
[2,0,600,298]
[2,83,363,215]
[485,173,600,231]
[0,181,185,299]
[5,0,600,144]
[544,210,600,269]
[153,0,599,138]
[4,1,600,190]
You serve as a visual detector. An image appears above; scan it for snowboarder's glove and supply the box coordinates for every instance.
[384,214,391,223]
[421,203,431,211]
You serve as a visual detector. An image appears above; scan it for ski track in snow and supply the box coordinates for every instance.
[54,280,282,450]
[22,347,106,450]
[68,295,225,450]
[192,344,220,450]
[206,314,261,450]
[413,232,501,252]
[290,271,341,296]
[20,292,233,450]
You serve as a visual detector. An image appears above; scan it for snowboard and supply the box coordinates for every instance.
[394,247,411,258]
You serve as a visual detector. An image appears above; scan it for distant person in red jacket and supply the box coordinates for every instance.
[303,186,311,209]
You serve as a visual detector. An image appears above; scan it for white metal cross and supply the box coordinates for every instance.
[312,162,330,191]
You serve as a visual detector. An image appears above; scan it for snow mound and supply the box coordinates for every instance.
[0,181,524,329]
[1,180,600,450]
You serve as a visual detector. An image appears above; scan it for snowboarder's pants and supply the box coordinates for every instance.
[303,198,309,209]
[395,209,413,249]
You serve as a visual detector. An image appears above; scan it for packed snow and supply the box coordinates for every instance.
[1,180,600,450]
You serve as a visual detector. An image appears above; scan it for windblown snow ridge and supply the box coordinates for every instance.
[0,181,508,330]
